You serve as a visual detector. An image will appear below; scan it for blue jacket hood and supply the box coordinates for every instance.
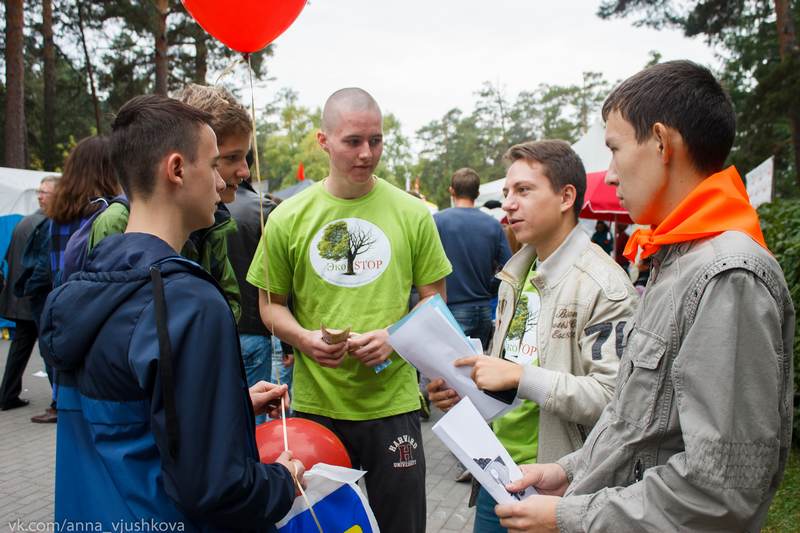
[40,233,197,372]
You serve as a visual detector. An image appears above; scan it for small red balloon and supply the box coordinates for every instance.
[256,418,352,470]
[182,0,306,53]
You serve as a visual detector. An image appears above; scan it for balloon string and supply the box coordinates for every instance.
[294,463,324,533]
[214,55,244,85]
[245,53,321,533]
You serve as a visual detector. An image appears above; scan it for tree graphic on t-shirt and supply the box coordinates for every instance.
[317,220,377,275]
[507,293,530,348]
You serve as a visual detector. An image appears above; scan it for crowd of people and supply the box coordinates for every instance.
[0,59,795,533]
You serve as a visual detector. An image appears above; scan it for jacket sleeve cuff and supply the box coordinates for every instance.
[556,450,579,483]
[556,494,591,533]
[517,365,557,405]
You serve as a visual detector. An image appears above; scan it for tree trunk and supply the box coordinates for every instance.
[42,0,57,169]
[77,1,101,134]
[4,0,27,168]
[774,0,800,188]
[194,31,207,84]
[154,0,169,95]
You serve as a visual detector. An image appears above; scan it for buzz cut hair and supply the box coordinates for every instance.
[321,87,382,133]
[175,83,252,144]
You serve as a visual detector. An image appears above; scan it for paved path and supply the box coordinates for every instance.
[0,339,475,532]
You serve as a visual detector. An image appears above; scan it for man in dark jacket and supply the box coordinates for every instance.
[39,94,302,530]
[226,178,283,424]
[0,177,55,410]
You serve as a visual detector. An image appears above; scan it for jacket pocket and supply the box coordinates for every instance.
[614,327,667,429]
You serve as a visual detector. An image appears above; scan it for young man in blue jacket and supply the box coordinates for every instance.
[39,95,303,531]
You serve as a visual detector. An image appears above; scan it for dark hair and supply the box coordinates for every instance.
[451,168,480,200]
[110,94,213,200]
[46,136,119,223]
[602,60,735,175]
[503,140,586,220]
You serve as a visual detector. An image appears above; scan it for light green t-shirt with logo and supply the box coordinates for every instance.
[247,178,452,420]
[493,265,541,465]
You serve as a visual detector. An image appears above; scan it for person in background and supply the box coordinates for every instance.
[435,168,511,350]
[0,177,56,411]
[590,220,613,254]
[226,174,278,424]
[31,137,120,424]
[433,168,511,477]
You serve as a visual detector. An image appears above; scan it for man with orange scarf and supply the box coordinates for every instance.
[493,60,794,532]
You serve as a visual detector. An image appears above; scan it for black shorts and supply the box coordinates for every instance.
[295,410,426,533]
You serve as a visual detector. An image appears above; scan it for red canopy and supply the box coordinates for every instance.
[580,171,633,224]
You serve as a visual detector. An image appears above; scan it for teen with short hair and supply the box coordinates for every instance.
[40,94,302,530]
[495,60,794,533]
[429,140,637,533]
[88,84,248,321]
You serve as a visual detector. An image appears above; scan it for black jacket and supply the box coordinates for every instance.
[226,181,276,335]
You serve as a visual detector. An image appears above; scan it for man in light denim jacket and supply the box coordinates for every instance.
[496,61,794,533]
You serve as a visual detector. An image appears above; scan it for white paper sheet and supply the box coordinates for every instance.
[388,295,518,420]
[432,397,537,504]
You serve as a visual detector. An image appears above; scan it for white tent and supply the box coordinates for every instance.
[0,166,59,217]
[477,120,611,207]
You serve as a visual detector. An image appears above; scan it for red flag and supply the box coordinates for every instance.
[297,162,305,181]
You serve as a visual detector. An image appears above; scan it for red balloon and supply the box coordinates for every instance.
[256,418,352,470]
[182,0,306,53]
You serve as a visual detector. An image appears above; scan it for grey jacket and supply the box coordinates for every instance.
[0,211,46,321]
[490,226,638,463]
[556,231,795,532]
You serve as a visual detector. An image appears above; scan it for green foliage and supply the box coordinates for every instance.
[764,448,800,532]
[414,73,611,208]
[317,221,350,262]
[597,0,800,196]
[758,199,800,446]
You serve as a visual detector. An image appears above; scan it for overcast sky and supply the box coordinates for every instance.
[249,0,720,141]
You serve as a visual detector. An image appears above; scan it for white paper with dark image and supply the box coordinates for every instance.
[388,295,518,421]
[432,397,537,504]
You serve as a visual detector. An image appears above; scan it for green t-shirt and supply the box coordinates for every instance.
[246,178,452,420]
[493,265,541,465]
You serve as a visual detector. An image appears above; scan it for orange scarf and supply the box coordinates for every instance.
[624,166,768,262]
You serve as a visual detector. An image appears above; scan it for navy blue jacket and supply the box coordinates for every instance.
[39,233,294,531]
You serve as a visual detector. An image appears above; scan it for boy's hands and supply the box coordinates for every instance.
[275,450,306,490]
[455,355,523,391]
[507,463,570,496]
[493,464,569,533]
[348,329,393,367]
[427,378,461,411]
[494,495,560,533]
[249,382,290,419]
[299,329,348,368]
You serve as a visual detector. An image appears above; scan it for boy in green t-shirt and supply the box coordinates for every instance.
[429,140,637,533]
[247,88,451,533]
